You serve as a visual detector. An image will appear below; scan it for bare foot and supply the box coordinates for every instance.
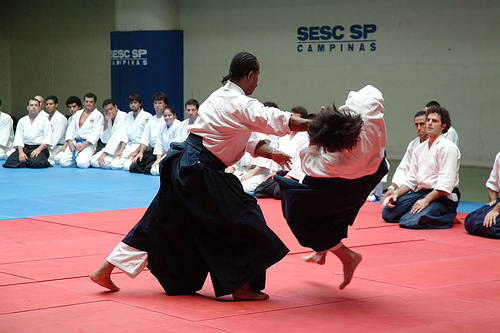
[339,252,362,290]
[90,261,120,291]
[302,251,327,265]
[232,283,269,301]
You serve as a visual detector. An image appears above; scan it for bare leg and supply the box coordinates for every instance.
[90,261,120,291]
[329,242,362,290]
[302,251,327,265]
[232,283,269,301]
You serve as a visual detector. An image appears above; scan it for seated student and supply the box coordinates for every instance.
[53,96,82,165]
[110,93,152,170]
[127,92,169,174]
[0,99,14,160]
[275,85,388,289]
[3,98,52,168]
[179,98,200,141]
[59,93,104,168]
[254,106,309,199]
[226,132,273,194]
[464,152,500,239]
[382,106,461,229]
[45,95,68,165]
[150,105,183,176]
[90,99,128,169]
[425,101,459,146]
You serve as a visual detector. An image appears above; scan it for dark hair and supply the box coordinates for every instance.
[102,98,116,108]
[308,107,364,153]
[426,106,451,133]
[414,110,426,118]
[164,105,177,118]
[46,95,58,104]
[0,99,2,106]
[152,92,169,105]
[222,52,259,84]
[263,101,279,108]
[127,93,142,105]
[66,96,82,108]
[27,98,41,106]
[307,113,316,119]
[185,98,199,109]
[291,106,308,119]
[84,93,97,103]
[425,100,440,108]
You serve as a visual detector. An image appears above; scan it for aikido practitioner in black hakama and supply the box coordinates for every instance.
[275,85,388,289]
[91,52,310,300]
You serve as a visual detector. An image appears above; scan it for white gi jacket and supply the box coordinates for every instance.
[100,110,127,155]
[180,116,200,141]
[124,109,152,145]
[65,108,104,145]
[301,85,386,179]
[153,118,183,155]
[392,137,422,187]
[48,111,68,148]
[189,81,291,166]
[0,112,14,148]
[13,114,52,147]
[486,152,500,193]
[140,115,164,149]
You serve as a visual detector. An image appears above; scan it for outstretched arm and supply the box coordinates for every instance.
[254,140,292,170]
[289,115,310,132]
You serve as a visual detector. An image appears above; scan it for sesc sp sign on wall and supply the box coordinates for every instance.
[111,30,183,119]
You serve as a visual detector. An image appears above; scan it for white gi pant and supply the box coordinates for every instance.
[90,150,118,169]
[59,142,97,168]
[106,242,148,278]
[110,143,140,170]
[233,165,270,194]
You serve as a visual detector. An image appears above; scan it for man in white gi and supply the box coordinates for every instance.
[382,106,460,229]
[126,92,168,173]
[3,98,52,168]
[380,110,428,204]
[34,95,49,119]
[425,101,459,146]
[53,96,82,165]
[59,93,104,168]
[45,95,68,165]
[0,99,14,160]
[179,98,200,141]
[90,99,127,169]
[110,93,152,170]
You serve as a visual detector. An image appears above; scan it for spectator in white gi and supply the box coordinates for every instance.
[90,99,128,169]
[0,99,14,160]
[45,95,68,165]
[53,96,82,165]
[150,105,183,176]
[59,93,104,168]
[110,93,152,170]
[3,98,52,168]
[179,98,200,141]
[128,92,169,174]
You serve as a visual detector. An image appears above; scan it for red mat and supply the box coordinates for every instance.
[1,200,498,332]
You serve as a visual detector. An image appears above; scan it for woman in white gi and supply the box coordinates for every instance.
[150,105,183,176]
[91,52,309,301]
[464,152,500,238]
[3,98,53,168]
[275,85,388,290]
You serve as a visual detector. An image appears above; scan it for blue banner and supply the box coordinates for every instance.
[111,30,184,119]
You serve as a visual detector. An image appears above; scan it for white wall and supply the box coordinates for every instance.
[181,0,500,167]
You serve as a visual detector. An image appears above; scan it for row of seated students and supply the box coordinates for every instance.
[0,93,200,175]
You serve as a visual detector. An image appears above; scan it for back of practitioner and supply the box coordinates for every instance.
[0,99,15,160]
[275,85,388,290]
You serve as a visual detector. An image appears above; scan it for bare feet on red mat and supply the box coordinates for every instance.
[302,251,327,265]
[232,283,269,301]
[90,261,120,291]
[339,252,362,290]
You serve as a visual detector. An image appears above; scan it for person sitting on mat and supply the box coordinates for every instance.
[275,85,388,290]
[3,98,52,168]
[464,152,500,239]
[382,106,461,229]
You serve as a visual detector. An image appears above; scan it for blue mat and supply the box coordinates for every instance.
[0,165,160,219]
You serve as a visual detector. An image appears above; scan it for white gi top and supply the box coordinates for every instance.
[153,118,183,155]
[13,114,52,147]
[0,112,14,148]
[65,108,104,145]
[180,116,200,141]
[486,152,500,193]
[140,115,164,148]
[403,135,460,196]
[124,109,152,144]
[301,85,386,179]
[48,110,68,148]
[100,110,127,155]
[189,81,292,166]
[443,126,459,146]
[392,137,422,187]
[274,131,309,181]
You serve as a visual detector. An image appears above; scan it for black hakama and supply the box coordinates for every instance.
[3,145,51,168]
[464,199,500,239]
[122,134,289,297]
[275,159,388,252]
